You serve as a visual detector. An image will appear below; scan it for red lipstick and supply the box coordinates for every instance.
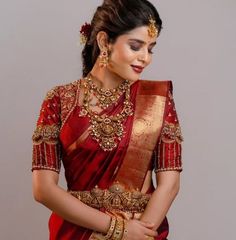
[131,65,144,74]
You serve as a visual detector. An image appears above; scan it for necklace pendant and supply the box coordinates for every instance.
[90,117,125,151]
[100,137,117,151]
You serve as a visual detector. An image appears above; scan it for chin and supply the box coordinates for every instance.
[126,74,140,82]
[120,72,140,82]
[110,68,140,82]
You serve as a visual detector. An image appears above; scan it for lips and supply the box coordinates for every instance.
[131,65,144,74]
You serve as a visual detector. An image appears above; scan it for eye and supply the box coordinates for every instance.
[148,46,155,54]
[130,43,155,54]
[148,49,154,54]
[130,44,141,51]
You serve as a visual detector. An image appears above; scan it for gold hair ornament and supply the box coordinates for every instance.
[148,16,158,38]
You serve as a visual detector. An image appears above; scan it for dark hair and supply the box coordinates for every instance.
[82,0,163,77]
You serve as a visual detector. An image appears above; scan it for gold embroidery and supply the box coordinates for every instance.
[155,166,183,173]
[70,183,151,213]
[45,86,60,100]
[59,80,79,127]
[32,138,62,172]
[168,90,174,100]
[160,121,183,144]
[31,164,60,173]
[32,124,60,144]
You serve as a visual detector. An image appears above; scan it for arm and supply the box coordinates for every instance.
[32,87,111,234]
[33,170,158,239]
[140,171,180,230]
[32,86,157,239]
[33,170,111,234]
[140,81,183,230]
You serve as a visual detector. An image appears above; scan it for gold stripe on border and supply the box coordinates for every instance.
[115,94,166,190]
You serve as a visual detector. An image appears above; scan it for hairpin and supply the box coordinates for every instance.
[148,15,158,38]
[80,22,92,44]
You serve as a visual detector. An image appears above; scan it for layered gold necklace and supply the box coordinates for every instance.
[85,74,129,109]
[79,74,134,151]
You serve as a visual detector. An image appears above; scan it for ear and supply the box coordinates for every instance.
[96,31,109,50]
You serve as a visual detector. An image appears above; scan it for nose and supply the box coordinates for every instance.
[138,49,149,64]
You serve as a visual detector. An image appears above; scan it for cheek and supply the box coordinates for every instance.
[146,55,152,65]
[143,53,153,68]
[110,45,136,64]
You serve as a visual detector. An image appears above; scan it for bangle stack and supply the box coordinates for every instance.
[112,217,124,240]
[102,216,127,240]
[103,216,116,239]
[123,220,128,239]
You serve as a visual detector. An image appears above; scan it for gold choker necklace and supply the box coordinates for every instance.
[85,74,129,109]
[79,76,134,151]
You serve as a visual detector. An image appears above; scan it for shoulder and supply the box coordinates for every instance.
[40,80,80,122]
[139,79,173,97]
[58,80,80,99]
[43,80,80,102]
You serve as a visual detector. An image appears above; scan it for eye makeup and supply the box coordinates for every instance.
[128,40,156,54]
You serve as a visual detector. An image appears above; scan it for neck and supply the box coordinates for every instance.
[89,63,125,89]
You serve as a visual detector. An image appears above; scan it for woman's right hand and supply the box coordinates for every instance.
[123,219,157,240]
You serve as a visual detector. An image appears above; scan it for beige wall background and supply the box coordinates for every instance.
[1,0,235,239]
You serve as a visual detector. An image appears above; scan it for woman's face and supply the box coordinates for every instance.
[107,26,158,82]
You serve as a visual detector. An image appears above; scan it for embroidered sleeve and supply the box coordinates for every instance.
[32,86,62,173]
[154,83,184,173]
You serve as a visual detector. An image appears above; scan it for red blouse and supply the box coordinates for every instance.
[32,80,183,175]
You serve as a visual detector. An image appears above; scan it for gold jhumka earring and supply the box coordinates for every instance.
[99,48,109,68]
[147,15,159,38]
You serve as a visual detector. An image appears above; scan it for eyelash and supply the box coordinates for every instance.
[130,45,154,54]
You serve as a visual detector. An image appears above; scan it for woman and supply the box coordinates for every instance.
[32,0,183,239]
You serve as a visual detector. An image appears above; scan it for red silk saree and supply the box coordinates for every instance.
[32,79,183,240]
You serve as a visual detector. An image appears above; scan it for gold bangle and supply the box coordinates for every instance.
[112,217,124,240]
[123,220,128,239]
[103,216,116,239]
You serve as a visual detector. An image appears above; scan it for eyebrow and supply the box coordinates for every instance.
[128,38,157,46]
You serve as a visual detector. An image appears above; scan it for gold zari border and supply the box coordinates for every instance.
[115,93,166,190]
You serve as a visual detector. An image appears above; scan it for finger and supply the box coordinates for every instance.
[139,221,155,228]
[144,229,158,237]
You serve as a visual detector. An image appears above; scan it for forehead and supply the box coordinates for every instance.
[118,26,157,44]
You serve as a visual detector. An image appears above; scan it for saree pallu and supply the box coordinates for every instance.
[32,79,183,240]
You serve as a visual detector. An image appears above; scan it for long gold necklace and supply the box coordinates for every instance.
[79,76,134,151]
